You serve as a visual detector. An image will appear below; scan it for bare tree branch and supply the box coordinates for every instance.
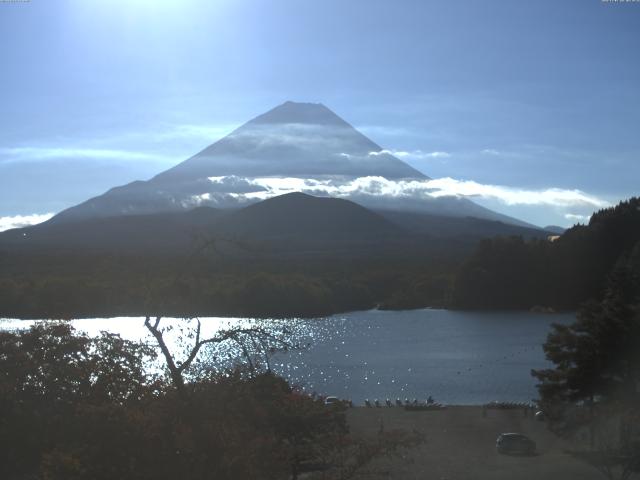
[144,316,301,398]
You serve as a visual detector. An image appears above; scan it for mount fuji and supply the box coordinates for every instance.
[50,101,531,227]
[0,102,553,318]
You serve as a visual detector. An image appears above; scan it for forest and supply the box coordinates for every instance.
[1,198,638,319]
[0,243,459,319]
[452,197,640,311]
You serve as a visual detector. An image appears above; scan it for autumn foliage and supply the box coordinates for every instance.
[0,323,347,480]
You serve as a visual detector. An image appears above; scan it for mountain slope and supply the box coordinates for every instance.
[48,101,533,228]
[378,210,551,240]
[154,101,424,182]
[0,193,550,255]
[0,193,405,253]
[0,207,227,253]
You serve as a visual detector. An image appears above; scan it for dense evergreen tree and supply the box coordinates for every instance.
[453,197,640,310]
[532,253,640,407]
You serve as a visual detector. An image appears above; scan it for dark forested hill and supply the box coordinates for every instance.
[0,192,550,255]
[212,192,403,243]
[0,191,556,318]
[0,193,404,253]
[451,197,640,310]
[0,193,443,318]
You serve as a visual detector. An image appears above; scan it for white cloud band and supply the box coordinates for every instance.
[0,213,54,232]
[206,175,608,210]
[369,149,450,160]
[564,213,591,222]
[0,147,175,164]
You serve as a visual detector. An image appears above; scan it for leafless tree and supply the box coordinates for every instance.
[144,315,299,398]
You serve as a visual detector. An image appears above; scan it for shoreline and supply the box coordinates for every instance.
[0,306,577,322]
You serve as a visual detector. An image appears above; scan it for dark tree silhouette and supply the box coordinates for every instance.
[144,315,299,398]
[532,261,640,407]
[453,197,640,311]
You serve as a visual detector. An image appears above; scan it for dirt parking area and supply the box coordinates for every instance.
[345,406,602,480]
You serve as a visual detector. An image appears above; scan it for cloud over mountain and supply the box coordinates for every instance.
[368,149,450,160]
[0,213,54,232]
[48,101,592,228]
[202,175,608,210]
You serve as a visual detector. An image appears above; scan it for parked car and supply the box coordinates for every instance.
[496,433,536,455]
[324,396,340,406]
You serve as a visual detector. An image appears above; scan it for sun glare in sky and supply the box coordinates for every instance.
[62,0,229,43]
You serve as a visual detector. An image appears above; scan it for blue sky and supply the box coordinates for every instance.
[1,0,639,228]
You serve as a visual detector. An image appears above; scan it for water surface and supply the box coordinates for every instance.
[1,309,573,405]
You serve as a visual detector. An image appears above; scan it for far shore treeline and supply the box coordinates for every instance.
[453,197,640,310]
[0,197,638,319]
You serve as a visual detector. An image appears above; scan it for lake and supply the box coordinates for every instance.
[0,308,573,405]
